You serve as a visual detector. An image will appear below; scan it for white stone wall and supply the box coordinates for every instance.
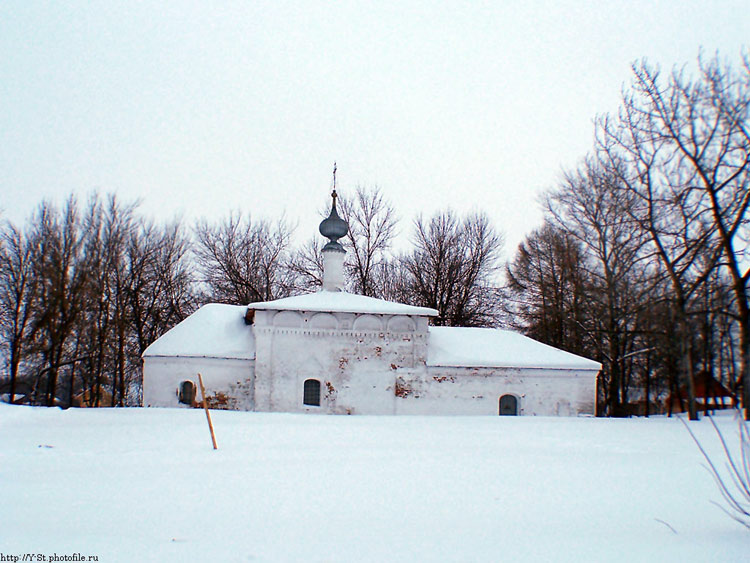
[252,309,430,414]
[395,366,598,416]
[143,310,597,416]
[143,356,255,409]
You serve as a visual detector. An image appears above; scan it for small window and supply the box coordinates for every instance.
[303,379,321,406]
[499,394,518,416]
[178,380,196,405]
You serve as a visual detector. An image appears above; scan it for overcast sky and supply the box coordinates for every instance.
[1,1,748,257]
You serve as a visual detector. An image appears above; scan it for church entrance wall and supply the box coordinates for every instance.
[252,309,429,414]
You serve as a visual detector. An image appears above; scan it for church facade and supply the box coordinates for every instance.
[142,189,600,416]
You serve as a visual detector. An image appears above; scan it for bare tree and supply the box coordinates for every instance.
[75,194,137,407]
[194,213,295,304]
[287,237,324,293]
[0,192,198,408]
[597,61,730,420]
[400,210,503,326]
[0,222,40,404]
[505,222,590,354]
[338,185,397,297]
[30,198,88,406]
[684,54,750,419]
[546,158,654,416]
[122,219,195,404]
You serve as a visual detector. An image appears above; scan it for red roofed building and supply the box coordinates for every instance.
[667,371,736,414]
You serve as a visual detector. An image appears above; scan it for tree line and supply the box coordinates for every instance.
[0,196,194,407]
[0,190,503,407]
[2,52,747,419]
[505,52,749,419]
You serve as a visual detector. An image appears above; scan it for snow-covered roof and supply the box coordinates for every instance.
[142,302,599,371]
[142,304,255,360]
[427,327,602,370]
[248,290,438,317]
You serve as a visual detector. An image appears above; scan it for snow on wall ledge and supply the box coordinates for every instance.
[246,290,439,317]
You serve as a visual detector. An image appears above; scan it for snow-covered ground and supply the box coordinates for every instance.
[1,405,748,562]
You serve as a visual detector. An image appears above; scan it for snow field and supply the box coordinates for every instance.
[1,405,748,562]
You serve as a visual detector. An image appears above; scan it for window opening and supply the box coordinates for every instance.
[303,379,321,406]
[178,380,196,405]
[499,394,518,416]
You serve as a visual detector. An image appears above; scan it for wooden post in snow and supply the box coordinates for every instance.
[197,373,218,450]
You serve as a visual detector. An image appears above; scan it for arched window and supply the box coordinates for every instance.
[303,379,321,406]
[499,394,518,416]
[178,380,196,405]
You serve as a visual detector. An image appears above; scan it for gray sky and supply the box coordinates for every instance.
[1,1,747,256]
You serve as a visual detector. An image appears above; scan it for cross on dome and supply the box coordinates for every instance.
[318,162,348,252]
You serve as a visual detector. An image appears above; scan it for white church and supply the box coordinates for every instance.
[143,188,600,416]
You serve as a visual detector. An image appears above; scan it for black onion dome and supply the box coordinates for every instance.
[319,190,348,252]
